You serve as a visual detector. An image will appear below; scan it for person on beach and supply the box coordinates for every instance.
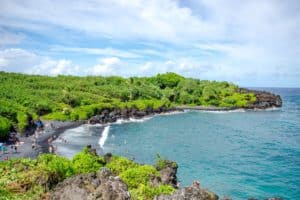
[49,145,53,153]
[48,136,53,144]
[1,145,6,154]
[35,118,44,131]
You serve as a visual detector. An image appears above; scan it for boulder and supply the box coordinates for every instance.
[155,182,218,200]
[50,168,130,200]
[158,161,178,188]
[240,89,282,109]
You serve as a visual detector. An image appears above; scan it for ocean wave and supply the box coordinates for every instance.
[197,109,246,114]
[99,126,110,148]
[114,117,153,124]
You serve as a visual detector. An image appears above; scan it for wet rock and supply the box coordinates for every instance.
[50,168,130,200]
[135,111,147,118]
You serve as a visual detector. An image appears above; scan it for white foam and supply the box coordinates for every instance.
[157,111,186,116]
[129,117,152,122]
[115,117,153,124]
[99,126,110,149]
[257,107,281,111]
[197,109,246,114]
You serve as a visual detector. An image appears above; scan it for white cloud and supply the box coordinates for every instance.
[90,57,121,76]
[0,0,299,86]
[0,0,217,43]
[0,48,80,75]
[32,59,80,75]
[51,46,141,59]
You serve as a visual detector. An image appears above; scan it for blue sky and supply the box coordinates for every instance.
[0,0,299,87]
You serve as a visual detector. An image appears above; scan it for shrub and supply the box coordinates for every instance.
[43,112,70,121]
[33,101,52,115]
[120,165,159,188]
[0,116,11,139]
[106,156,138,174]
[37,154,74,179]
[72,148,105,174]
[155,154,178,171]
[130,184,175,200]
[156,72,184,89]
[17,112,28,132]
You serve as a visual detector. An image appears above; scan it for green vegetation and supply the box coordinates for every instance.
[0,71,256,138]
[0,148,175,200]
[155,153,178,171]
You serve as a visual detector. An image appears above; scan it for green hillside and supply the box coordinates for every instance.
[0,71,256,138]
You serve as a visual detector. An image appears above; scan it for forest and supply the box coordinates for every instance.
[0,71,256,138]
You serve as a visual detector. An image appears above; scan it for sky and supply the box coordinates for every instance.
[0,0,299,87]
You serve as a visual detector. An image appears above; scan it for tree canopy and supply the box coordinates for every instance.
[0,71,256,138]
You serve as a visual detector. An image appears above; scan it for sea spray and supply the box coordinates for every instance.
[99,126,110,148]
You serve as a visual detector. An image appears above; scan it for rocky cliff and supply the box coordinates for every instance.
[240,89,282,109]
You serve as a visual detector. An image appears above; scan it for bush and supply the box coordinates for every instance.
[130,184,175,200]
[120,165,159,188]
[37,154,74,179]
[72,148,105,174]
[0,116,11,139]
[17,112,28,132]
[33,101,52,115]
[43,112,70,121]
[156,72,184,89]
[106,156,138,174]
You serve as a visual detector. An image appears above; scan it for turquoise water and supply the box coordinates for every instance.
[54,88,300,199]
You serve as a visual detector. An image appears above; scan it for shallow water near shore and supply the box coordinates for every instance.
[54,88,300,199]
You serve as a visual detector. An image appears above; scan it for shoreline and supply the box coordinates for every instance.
[0,105,281,161]
[176,105,282,112]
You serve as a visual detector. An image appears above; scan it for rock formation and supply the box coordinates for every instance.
[154,181,218,200]
[240,89,282,109]
[51,168,130,200]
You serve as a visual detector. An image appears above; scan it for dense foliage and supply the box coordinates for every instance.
[0,71,256,138]
[0,148,174,200]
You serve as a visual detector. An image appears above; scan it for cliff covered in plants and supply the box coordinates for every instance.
[0,147,218,200]
[0,71,264,139]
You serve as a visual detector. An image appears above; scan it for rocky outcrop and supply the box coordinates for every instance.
[88,107,181,125]
[155,181,218,200]
[240,89,282,109]
[157,160,179,189]
[50,168,130,200]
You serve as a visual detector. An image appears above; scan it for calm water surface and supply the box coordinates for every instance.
[54,88,300,199]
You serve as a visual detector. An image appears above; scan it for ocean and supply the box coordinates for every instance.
[53,88,300,199]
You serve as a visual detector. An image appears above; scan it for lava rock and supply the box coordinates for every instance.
[155,183,219,200]
[50,168,130,200]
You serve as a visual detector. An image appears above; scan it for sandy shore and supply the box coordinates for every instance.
[0,120,85,161]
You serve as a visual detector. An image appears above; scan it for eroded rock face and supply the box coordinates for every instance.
[154,183,219,200]
[158,160,178,189]
[88,107,181,125]
[50,168,130,200]
[240,89,282,109]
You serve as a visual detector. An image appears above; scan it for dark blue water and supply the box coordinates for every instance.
[54,88,300,199]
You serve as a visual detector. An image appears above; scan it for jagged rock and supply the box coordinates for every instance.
[240,89,282,109]
[155,183,218,200]
[158,160,178,188]
[135,111,147,118]
[50,168,130,200]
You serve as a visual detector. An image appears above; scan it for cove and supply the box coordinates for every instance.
[53,88,300,199]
